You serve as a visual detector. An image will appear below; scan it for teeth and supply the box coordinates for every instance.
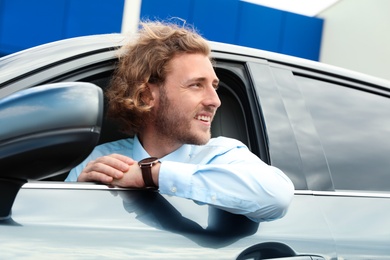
[196,115,211,122]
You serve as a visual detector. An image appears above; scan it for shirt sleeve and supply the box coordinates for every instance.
[158,139,294,223]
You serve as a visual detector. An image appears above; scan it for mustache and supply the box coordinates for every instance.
[198,106,218,115]
[196,106,218,118]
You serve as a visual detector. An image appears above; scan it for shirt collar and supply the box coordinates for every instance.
[133,135,192,163]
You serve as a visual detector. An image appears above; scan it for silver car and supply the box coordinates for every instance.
[1,34,390,259]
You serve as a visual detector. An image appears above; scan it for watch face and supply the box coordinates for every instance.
[139,157,159,165]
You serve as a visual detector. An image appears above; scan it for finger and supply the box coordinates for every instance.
[77,154,135,184]
[93,155,131,173]
[86,160,125,179]
[77,169,114,183]
[109,153,136,165]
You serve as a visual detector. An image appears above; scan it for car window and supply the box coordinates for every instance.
[249,62,333,191]
[214,60,270,164]
[297,76,390,192]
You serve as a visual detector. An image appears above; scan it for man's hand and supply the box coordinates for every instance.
[111,159,160,188]
[77,154,135,184]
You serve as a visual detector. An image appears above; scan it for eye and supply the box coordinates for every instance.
[189,82,202,88]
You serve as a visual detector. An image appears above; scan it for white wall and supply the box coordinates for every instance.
[318,0,390,81]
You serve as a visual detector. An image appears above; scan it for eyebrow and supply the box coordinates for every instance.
[186,77,220,85]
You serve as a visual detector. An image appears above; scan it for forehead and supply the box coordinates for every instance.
[167,53,216,78]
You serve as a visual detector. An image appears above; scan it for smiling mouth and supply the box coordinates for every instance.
[195,115,211,123]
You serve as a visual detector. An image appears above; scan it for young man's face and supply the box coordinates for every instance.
[153,53,221,145]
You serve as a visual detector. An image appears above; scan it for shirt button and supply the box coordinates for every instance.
[171,186,177,193]
[211,195,217,201]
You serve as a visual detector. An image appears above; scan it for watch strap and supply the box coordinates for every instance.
[141,165,155,188]
[138,157,159,189]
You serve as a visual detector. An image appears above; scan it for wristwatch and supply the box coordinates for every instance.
[138,157,160,189]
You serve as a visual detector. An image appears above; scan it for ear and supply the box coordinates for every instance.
[145,83,159,107]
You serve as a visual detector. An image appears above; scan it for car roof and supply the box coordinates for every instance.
[1,33,389,90]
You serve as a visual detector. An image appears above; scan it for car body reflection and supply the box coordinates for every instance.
[119,190,259,248]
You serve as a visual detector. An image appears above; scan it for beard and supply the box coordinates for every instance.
[153,86,212,146]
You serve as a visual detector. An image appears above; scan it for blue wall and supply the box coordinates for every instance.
[0,0,323,61]
[141,0,323,61]
[0,0,124,55]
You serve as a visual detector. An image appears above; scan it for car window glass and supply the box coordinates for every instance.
[297,76,390,192]
[248,62,313,190]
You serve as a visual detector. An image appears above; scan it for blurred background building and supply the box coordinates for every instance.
[0,0,389,81]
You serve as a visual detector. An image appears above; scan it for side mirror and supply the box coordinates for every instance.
[0,82,103,218]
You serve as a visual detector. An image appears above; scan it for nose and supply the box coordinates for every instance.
[205,85,221,108]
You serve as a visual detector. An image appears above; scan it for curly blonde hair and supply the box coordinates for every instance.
[106,21,211,135]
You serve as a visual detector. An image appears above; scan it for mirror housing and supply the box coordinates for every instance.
[0,82,103,218]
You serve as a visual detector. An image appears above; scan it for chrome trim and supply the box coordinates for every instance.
[295,189,390,198]
[22,181,129,191]
[21,183,390,198]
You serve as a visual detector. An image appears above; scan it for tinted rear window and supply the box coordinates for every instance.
[297,76,390,192]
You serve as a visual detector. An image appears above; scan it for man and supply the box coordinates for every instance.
[66,21,294,222]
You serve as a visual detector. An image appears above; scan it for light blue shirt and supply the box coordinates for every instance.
[66,136,294,222]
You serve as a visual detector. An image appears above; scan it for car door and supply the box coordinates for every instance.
[247,59,390,258]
